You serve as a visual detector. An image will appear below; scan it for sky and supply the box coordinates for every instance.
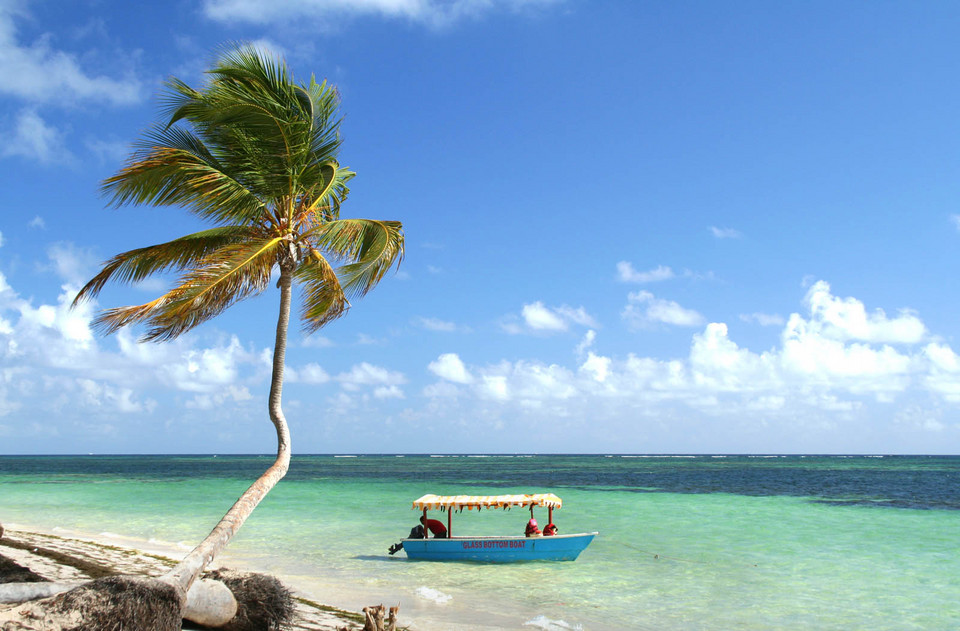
[3,0,960,454]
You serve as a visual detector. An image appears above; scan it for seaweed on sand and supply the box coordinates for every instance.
[48,575,181,631]
[0,555,49,584]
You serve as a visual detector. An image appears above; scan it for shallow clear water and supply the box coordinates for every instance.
[0,455,958,630]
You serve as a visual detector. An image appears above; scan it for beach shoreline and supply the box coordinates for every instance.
[0,525,367,630]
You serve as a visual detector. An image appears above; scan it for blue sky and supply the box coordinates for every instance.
[3,0,960,454]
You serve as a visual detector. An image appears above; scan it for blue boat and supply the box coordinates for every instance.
[396,493,597,562]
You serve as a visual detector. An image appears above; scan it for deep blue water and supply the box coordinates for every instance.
[2,454,957,510]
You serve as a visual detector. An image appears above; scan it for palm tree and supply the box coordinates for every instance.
[72,46,404,604]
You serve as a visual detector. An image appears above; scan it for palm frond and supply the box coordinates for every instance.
[142,237,283,341]
[312,219,404,299]
[91,296,168,337]
[94,238,282,342]
[303,161,353,222]
[102,125,265,224]
[294,249,349,333]
[73,226,256,306]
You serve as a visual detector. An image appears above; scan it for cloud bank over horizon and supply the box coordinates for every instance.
[1,243,956,453]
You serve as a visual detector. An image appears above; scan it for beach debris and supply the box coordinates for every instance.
[0,554,49,585]
[0,531,361,630]
[0,582,73,604]
[361,603,400,631]
[183,577,238,627]
[0,537,114,579]
[203,569,295,631]
[0,575,182,631]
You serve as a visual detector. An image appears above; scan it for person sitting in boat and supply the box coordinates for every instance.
[388,523,422,555]
[525,517,541,537]
[542,522,558,536]
[420,515,448,538]
[388,516,449,555]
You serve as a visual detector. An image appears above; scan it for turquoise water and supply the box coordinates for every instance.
[0,455,958,630]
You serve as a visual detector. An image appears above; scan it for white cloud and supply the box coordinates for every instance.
[579,352,611,383]
[44,242,98,287]
[709,226,742,239]
[555,305,597,327]
[291,362,331,384]
[161,336,252,393]
[29,216,45,229]
[921,343,960,402]
[2,109,72,164]
[336,362,406,392]
[617,262,674,283]
[77,378,147,413]
[16,285,95,351]
[507,301,598,334]
[575,329,596,359]
[416,316,457,332]
[622,291,704,328]
[374,385,405,399]
[202,0,561,27]
[301,334,334,348]
[185,385,254,410]
[428,353,473,384]
[802,280,926,344]
[479,374,509,401]
[952,215,960,231]
[427,281,955,428]
[522,301,566,331]
[0,4,140,106]
[0,281,260,418]
[690,323,778,392]
[780,314,912,388]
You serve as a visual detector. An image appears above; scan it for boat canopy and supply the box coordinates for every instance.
[412,493,562,511]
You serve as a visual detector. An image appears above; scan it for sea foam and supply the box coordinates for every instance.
[524,615,583,630]
[415,587,452,604]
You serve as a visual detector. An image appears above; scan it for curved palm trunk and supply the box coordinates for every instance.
[163,267,294,598]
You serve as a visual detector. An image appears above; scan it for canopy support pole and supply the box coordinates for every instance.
[422,508,428,538]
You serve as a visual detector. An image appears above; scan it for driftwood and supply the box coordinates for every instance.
[201,569,294,631]
[0,583,72,604]
[0,575,182,631]
[183,578,238,627]
[0,577,234,617]
[0,568,292,630]
[361,603,399,631]
[0,534,293,630]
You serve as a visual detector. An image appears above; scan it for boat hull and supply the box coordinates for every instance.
[401,532,597,562]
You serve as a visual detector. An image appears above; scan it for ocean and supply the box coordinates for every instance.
[0,454,957,630]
